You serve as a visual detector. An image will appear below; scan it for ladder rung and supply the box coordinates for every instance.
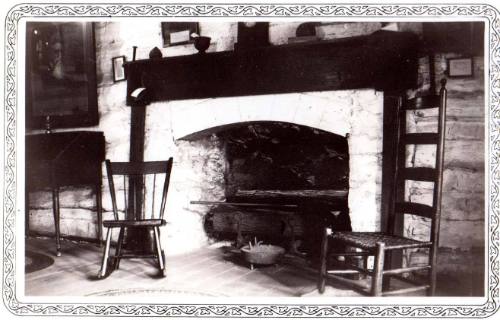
[403,133,439,145]
[401,167,436,182]
[383,265,431,276]
[328,251,371,257]
[404,95,440,110]
[395,202,434,218]
[327,269,362,275]
[114,254,158,259]
[388,274,426,286]
[382,285,429,296]
[325,273,371,291]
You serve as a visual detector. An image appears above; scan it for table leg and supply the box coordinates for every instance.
[52,187,61,257]
[115,227,125,270]
[96,183,103,246]
[317,227,329,293]
[25,188,30,237]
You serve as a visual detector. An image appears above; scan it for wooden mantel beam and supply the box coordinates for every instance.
[124,31,418,106]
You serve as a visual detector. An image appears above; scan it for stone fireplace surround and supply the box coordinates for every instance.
[142,90,384,255]
[118,31,417,254]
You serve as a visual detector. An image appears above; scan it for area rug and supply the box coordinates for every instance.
[86,288,226,297]
[25,250,54,273]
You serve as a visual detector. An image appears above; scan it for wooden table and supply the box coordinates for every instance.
[26,131,105,256]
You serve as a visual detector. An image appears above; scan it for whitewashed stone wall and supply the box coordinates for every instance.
[144,89,384,254]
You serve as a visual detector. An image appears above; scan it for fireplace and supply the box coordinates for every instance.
[220,122,349,198]
[141,90,384,255]
[123,31,417,254]
[181,121,351,253]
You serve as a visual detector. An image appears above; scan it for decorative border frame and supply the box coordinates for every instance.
[3,2,499,318]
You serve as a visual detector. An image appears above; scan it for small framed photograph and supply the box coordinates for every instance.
[447,57,474,78]
[162,22,199,47]
[112,55,126,82]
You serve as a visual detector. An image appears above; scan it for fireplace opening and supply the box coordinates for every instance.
[183,121,352,259]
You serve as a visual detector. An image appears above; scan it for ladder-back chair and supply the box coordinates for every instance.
[318,79,447,296]
[97,158,173,278]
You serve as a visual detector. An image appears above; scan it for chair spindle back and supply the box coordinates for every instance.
[105,158,174,222]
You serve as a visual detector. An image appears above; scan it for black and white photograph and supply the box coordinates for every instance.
[1,1,497,318]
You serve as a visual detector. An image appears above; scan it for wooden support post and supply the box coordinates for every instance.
[382,94,404,290]
[126,104,153,252]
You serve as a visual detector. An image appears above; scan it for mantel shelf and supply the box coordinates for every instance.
[124,30,419,106]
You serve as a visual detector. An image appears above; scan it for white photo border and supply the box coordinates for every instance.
[3,2,499,317]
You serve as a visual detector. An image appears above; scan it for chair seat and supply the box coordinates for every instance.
[103,219,166,228]
[332,232,432,250]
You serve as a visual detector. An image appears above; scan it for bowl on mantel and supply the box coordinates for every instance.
[194,36,211,53]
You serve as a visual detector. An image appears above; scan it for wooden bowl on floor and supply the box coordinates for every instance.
[241,244,285,267]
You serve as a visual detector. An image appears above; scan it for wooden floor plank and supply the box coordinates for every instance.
[25,237,359,297]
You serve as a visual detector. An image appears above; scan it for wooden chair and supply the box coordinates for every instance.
[97,158,173,278]
[318,79,447,296]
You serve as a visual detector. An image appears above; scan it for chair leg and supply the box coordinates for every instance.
[25,188,30,237]
[371,242,385,296]
[153,226,166,277]
[98,228,112,279]
[428,246,438,296]
[114,227,125,270]
[382,251,393,291]
[317,227,330,294]
[95,183,103,247]
[52,187,61,257]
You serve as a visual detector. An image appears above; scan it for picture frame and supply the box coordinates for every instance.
[25,21,98,129]
[112,55,126,82]
[161,22,199,47]
[447,57,474,78]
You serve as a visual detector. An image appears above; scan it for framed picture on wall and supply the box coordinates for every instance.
[161,22,199,47]
[447,57,474,78]
[112,55,126,82]
[25,22,98,129]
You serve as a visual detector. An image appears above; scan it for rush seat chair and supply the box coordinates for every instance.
[318,79,447,296]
